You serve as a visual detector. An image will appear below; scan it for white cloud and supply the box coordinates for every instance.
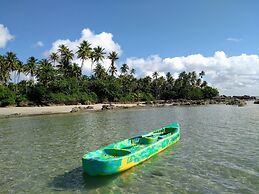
[227,37,241,42]
[126,51,259,95]
[0,24,14,48]
[46,28,122,74]
[34,41,44,48]
[45,28,259,95]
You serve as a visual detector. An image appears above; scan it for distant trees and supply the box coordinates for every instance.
[0,41,219,107]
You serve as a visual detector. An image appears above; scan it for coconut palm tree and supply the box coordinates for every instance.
[93,46,105,64]
[109,65,117,77]
[89,51,95,73]
[197,78,202,87]
[200,80,208,88]
[130,68,136,76]
[25,56,38,82]
[0,54,9,84]
[49,52,59,67]
[37,59,55,86]
[57,44,74,77]
[107,51,119,77]
[152,71,159,80]
[5,52,19,83]
[58,44,74,69]
[199,70,205,78]
[16,60,24,84]
[94,63,107,79]
[70,63,81,79]
[76,40,92,73]
[190,71,197,86]
[58,44,69,55]
[120,63,129,75]
[5,52,18,72]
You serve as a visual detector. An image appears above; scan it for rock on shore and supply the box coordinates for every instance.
[144,95,255,107]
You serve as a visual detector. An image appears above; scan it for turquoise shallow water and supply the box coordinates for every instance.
[0,103,259,193]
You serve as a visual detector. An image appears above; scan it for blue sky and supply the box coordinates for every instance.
[1,0,259,60]
[1,0,259,95]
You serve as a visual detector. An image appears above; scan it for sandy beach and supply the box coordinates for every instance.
[0,103,141,118]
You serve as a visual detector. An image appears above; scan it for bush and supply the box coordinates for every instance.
[138,92,154,101]
[27,85,47,104]
[47,92,98,105]
[119,94,135,103]
[202,86,219,99]
[16,94,29,107]
[119,93,154,103]
[47,93,76,104]
[0,85,16,107]
[80,92,98,104]
[187,87,203,100]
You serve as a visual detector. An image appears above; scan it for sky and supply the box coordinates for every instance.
[0,0,259,95]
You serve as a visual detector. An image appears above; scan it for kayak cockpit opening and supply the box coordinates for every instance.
[138,136,157,144]
[155,127,178,135]
[121,145,133,149]
[104,148,131,157]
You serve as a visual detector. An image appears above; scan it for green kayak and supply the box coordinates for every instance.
[82,122,180,176]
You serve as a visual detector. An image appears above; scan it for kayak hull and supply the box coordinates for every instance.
[82,122,180,176]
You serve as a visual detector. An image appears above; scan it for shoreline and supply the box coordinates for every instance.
[0,103,143,118]
[0,96,257,119]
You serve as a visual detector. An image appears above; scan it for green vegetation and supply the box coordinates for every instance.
[0,42,219,107]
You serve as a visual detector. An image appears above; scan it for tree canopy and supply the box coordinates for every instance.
[0,42,219,107]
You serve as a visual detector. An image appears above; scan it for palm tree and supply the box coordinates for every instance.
[152,71,159,80]
[58,44,69,55]
[57,44,74,77]
[5,52,18,72]
[16,60,24,84]
[190,71,197,86]
[107,51,119,77]
[197,78,202,87]
[93,46,105,64]
[166,72,172,81]
[200,81,207,88]
[58,44,74,69]
[94,63,107,79]
[49,52,59,67]
[76,40,92,73]
[70,63,81,79]
[130,68,136,76]
[89,51,95,73]
[199,70,205,78]
[0,54,9,84]
[37,59,55,86]
[57,44,68,69]
[152,71,159,99]
[120,63,129,75]
[109,65,117,77]
[25,56,38,82]
[5,52,18,83]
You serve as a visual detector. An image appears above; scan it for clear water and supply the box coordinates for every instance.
[0,103,258,193]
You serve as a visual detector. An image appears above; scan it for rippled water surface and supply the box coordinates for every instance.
[0,103,259,193]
